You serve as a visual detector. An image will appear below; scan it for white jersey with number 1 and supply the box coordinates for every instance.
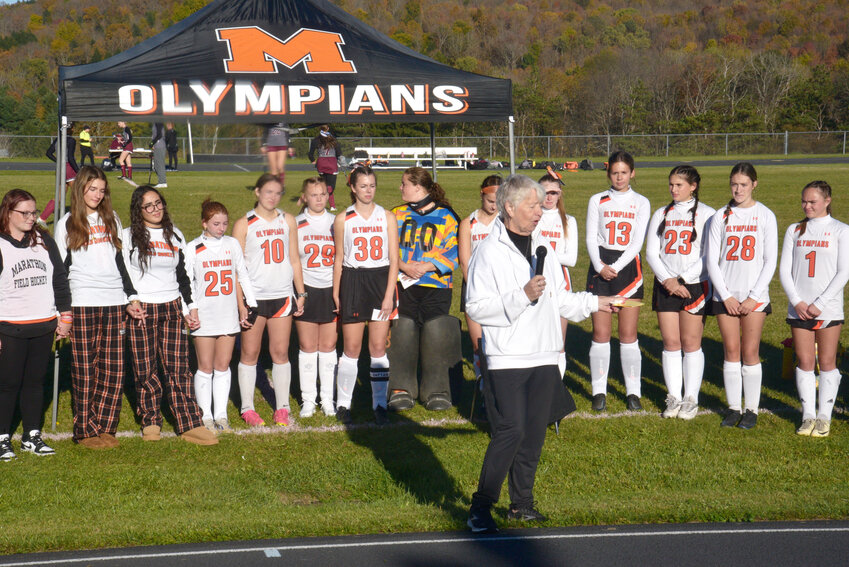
[296,209,335,289]
[780,215,849,321]
[534,207,578,290]
[186,234,257,336]
[342,205,390,269]
[243,209,293,300]
[468,209,496,255]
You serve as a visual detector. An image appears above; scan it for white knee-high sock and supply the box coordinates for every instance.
[336,354,358,409]
[662,349,683,400]
[741,363,762,413]
[795,367,817,421]
[212,368,231,421]
[682,349,705,403]
[298,350,318,407]
[589,341,610,396]
[271,362,291,410]
[723,360,743,411]
[557,352,567,377]
[370,355,389,409]
[818,368,842,421]
[238,362,256,413]
[318,350,337,408]
[620,340,642,397]
[194,370,213,421]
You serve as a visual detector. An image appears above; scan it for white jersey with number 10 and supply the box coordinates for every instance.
[244,209,293,300]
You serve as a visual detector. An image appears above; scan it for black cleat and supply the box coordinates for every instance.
[507,506,548,523]
[625,394,643,411]
[374,405,389,426]
[467,505,498,534]
[424,393,452,411]
[335,406,353,425]
[592,394,607,412]
[387,390,415,411]
[736,409,758,430]
[721,409,742,428]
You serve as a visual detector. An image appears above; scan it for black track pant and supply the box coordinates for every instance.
[0,330,54,435]
[472,365,557,509]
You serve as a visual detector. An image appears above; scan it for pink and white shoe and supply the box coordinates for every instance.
[241,410,265,427]
[273,408,290,426]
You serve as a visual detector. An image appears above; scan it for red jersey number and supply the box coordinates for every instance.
[725,235,755,262]
[305,243,335,268]
[663,230,693,255]
[605,221,631,246]
[353,236,384,262]
[260,238,285,264]
[204,270,234,297]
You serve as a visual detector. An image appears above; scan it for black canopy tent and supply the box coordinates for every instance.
[52,0,514,429]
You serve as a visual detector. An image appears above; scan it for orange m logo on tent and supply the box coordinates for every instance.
[217,26,357,74]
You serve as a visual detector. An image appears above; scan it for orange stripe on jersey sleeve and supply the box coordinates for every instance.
[297,219,309,229]
[345,210,357,220]
[247,213,259,225]
[195,243,207,253]
[599,195,611,204]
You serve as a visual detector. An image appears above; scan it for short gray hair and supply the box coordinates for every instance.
[496,174,544,216]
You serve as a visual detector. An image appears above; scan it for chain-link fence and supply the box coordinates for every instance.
[3,131,848,161]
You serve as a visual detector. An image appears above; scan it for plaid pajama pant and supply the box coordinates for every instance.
[126,299,202,434]
[70,305,126,440]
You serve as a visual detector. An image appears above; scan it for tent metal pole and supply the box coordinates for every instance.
[52,115,68,432]
[508,116,516,174]
[187,121,194,164]
[429,123,436,181]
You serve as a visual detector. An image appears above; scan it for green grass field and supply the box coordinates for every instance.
[0,163,848,555]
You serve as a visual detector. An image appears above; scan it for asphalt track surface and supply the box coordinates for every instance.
[2,521,847,566]
[3,155,848,174]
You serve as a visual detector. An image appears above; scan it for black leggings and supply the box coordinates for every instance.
[0,330,54,435]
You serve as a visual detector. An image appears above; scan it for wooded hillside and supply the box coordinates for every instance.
[2,0,848,140]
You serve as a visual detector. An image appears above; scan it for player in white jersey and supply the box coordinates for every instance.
[779,181,849,437]
[585,151,651,412]
[458,175,500,381]
[536,168,579,377]
[232,173,306,428]
[646,166,716,421]
[295,178,338,418]
[332,165,399,425]
[186,199,258,433]
[706,163,778,430]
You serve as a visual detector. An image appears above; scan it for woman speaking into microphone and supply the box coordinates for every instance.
[464,174,618,533]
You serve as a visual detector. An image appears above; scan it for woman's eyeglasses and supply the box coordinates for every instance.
[13,209,40,219]
[142,201,165,213]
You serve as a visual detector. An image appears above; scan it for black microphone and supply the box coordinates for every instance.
[531,246,547,305]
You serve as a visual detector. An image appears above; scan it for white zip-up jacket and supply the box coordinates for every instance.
[466,218,598,370]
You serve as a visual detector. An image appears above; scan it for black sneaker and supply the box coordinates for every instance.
[721,409,742,428]
[592,394,606,412]
[374,405,389,426]
[21,430,55,456]
[0,435,15,461]
[388,390,414,412]
[467,505,498,534]
[424,393,451,411]
[508,506,548,523]
[335,406,353,425]
[737,410,758,430]
[626,394,642,411]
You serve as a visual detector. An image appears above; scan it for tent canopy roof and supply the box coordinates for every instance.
[59,0,512,124]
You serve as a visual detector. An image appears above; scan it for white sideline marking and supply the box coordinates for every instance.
[2,526,848,565]
[263,549,281,557]
[232,164,249,171]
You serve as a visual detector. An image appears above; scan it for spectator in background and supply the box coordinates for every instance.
[262,123,295,187]
[150,122,167,189]
[165,123,178,172]
[42,126,80,223]
[308,125,342,211]
[116,121,133,181]
[79,125,95,167]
